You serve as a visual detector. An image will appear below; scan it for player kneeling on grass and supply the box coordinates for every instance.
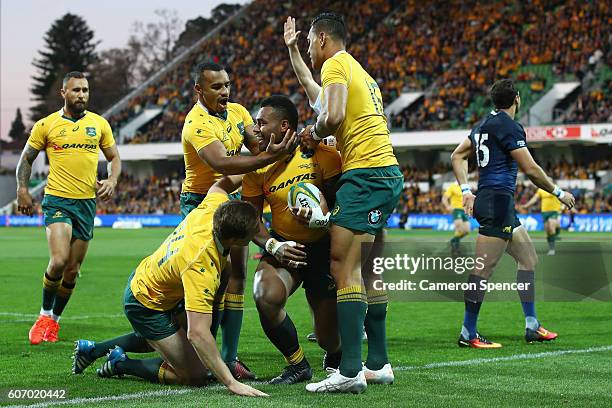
[72,176,270,397]
[241,95,342,384]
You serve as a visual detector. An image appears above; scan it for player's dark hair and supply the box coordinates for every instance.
[260,95,299,130]
[62,71,87,88]
[490,79,518,110]
[311,12,347,44]
[213,200,259,242]
[194,62,226,84]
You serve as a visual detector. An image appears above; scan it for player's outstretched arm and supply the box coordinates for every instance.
[198,129,297,175]
[511,148,575,209]
[186,311,268,397]
[451,137,476,216]
[97,144,122,201]
[284,16,321,104]
[208,175,243,196]
[15,144,40,216]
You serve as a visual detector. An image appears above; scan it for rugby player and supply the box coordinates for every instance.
[442,182,471,255]
[289,13,404,393]
[73,176,269,397]
[284,15,368,346]
[451,79,575,348]
[180,62,295,378]
[17,71,121,345]
[241,95,342,384]
[521,187,562,255]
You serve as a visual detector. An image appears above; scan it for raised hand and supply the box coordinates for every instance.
[284,16,300,47]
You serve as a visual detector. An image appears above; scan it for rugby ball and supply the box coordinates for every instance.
[287,182,321,209]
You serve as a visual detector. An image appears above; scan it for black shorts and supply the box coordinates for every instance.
[474,188,521,240]
[263,231,336,298]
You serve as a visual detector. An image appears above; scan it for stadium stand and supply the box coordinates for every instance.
[100,0,609,143]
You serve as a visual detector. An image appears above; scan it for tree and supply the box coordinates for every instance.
[30,13,98,121]
[89,48,134,112]
[127,9,183,84]
[6,108,27,150]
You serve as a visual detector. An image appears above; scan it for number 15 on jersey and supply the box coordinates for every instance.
[475,133,489,167]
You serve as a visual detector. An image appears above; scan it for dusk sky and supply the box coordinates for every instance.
[0,0,250,140]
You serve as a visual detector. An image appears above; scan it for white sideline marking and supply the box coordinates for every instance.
[1,308,256,323]
[0,313,124,323]
[6,346,611,407]
[395,345,612,371]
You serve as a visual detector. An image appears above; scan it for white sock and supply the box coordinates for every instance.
[525,316,539,330]
[40,308,53,317]
[52,314,61,322]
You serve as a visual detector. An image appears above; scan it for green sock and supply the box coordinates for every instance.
[42,272,62,311]
[260,313,304,365]
[52,280,76,317]
[221,293,243,362]
[365,290,389,370]
[116,357,164,383]
[92,332,152,359]
[337,285,367,378]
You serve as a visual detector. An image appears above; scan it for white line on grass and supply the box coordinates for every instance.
[1,308,256,323]
[6,346,611,407]
[395,345,612,371]
[0,313,125,322]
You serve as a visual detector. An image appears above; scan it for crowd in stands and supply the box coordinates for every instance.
[390,0,609,130]
[396,160,611,217]
[111,0,400,143]
[564,80,611,124]
[103,0,609,143]
[96,174,182,215]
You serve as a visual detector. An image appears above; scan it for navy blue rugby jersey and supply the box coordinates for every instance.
[468,110,527,194]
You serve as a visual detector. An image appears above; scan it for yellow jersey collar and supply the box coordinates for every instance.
[197,100,228,121]
[59,108,87,123]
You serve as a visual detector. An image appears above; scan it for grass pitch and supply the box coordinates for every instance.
[0,228,610,407]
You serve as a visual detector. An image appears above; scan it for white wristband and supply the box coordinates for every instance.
[308,207,331,229]
[552,185,565,199]
[265,238,296,256]
[460,184,471,195]
[310,125,323,141]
